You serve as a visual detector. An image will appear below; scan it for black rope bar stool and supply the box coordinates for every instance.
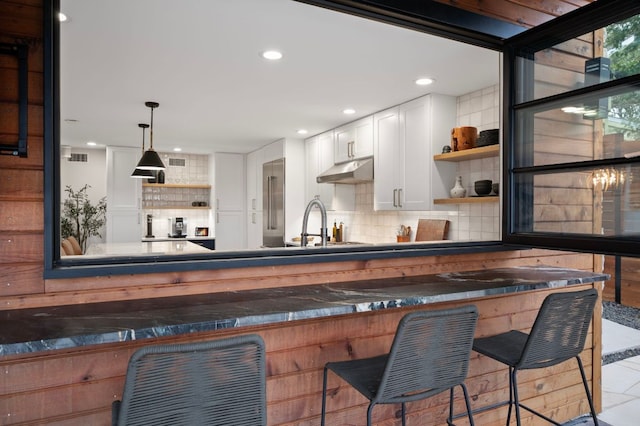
[472,288,599,426]
[112,334,266,426]
[321,305,479,426]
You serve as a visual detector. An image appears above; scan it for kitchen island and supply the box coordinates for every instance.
[83,240,212,257]
[0,266,608,424]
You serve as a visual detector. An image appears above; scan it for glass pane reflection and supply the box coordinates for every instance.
[514,164,640,236]
[515,12,640,104]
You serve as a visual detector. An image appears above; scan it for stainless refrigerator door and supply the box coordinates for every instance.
[262,158,285,247]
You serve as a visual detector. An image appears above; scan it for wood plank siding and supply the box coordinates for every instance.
[0,0,604,424]
[0,283,601,425]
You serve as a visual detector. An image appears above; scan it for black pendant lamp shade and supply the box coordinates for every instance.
[135,101,166,170]
[131,123,154,178]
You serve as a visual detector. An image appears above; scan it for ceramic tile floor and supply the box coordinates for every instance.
[599,319,640,426]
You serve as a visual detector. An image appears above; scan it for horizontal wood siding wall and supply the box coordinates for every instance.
[603,255,640,307]
[434,0,593,28]
[0,0,45,298]
[0,283,602,425]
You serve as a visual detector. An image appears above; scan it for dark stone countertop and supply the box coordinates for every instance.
[0,266,609,357]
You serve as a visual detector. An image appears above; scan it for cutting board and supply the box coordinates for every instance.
[415,219,450,241]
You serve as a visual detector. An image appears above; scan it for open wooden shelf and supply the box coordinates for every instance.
[434,196,499,205]
[144,206,210,210]
[433,144,499,162]
[142,183,211,189]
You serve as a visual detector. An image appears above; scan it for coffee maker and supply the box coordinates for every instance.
[168,217,187,238]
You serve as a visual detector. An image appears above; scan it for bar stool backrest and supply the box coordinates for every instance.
[375,306,478,404]
[519,288,598,370]
[113,334,266,426]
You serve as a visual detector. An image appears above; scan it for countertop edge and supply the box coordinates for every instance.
[0,267,609,357]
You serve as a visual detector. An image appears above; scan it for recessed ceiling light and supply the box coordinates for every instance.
[86,141,97,146]
[415,78,434,86]
[262,50,283,60]
[343,108,356,115]
[58,12,68,22]
[173,147,182,152]
[297,129,308,135]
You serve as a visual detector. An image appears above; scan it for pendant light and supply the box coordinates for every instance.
[135,101,166,170]
[131,123,154,178]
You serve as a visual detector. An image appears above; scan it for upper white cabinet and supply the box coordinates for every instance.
[372,107,400,210]
[373,94,456,211]
[334,116,373,163]
[305,130,335,210]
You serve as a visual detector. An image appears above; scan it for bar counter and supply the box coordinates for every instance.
[0,266,608,357]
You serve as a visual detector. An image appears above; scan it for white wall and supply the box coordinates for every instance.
[60,148,107,246]
[60,148,107,205]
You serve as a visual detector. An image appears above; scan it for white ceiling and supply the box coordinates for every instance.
[59,0,501,154]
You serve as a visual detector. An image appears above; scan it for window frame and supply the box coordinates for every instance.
[502,0,640,257]
[41,0,541,279]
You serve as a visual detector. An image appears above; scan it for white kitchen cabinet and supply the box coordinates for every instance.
[215,152,245,250]
[106,146,142,242]
[305,130,335,210]
[373,94,456,211]
[334,116,373,163]
[372,107,400,210]
[245,149,263,249]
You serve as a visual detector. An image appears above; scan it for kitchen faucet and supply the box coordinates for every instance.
[301,197,327,247]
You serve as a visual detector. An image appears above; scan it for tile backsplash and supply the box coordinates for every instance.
[159,152,209,184]
[141,152,212,238]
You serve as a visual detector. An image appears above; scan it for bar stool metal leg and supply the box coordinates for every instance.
[321,365,329,426]
[576,356,600,426]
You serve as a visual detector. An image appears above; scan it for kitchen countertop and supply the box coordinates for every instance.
[0,266,608,357]
[141,236,215,242]
[83,240,212,257]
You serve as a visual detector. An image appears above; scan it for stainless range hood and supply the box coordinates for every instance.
[316,157,374,184]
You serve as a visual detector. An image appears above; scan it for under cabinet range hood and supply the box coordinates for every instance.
[316,157,373,184]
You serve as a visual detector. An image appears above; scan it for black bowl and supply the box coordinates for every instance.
[474,179,493,196]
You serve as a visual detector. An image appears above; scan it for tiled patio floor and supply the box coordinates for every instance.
[596,319,640,426]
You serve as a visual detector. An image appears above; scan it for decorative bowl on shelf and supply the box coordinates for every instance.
[477,129,499,147]
[474,179,493,196]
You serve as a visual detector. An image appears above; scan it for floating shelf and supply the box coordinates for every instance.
[434,196,499,205]
[142,183,211,189]
[433,145,499,162]
[144,206,211,210]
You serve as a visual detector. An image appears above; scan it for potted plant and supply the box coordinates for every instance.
[60,184,107,253]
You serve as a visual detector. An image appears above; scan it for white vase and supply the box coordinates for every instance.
[450,176,467,198]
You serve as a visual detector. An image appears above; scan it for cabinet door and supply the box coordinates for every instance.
[399,97,430,210]
[335,116,373,163]
[373,108,400,210]
[352,116,373,159]
[334,125,353,164]
[246,150,262,212]
[215,153,244,211]
[246,210,263,249]
[306,131,335,210]
[106,147,141,242]
[246,150,263,248]
[215,210,245,250]
[317,131,337,210]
